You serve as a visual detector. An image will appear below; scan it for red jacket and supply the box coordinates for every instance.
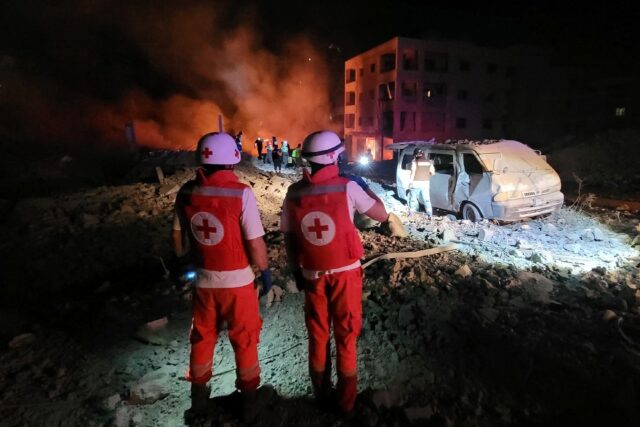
[182,169,250,271]
[286,165,363,270]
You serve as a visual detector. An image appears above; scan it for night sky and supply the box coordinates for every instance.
[1,1,638,149]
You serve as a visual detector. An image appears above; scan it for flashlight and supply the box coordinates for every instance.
[184,270,197,281]
[358,156,370,166]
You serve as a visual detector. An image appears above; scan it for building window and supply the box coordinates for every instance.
[380,53,396,72]
[370,63,376,73]
[423,82,447,106]
[457,89,468,100]
[378,81,395,100]
[616,107,626,117]
[345,91,356,106]
[487,63,497,74]
[401,81,418,99]
[424,52,448,72]
[402,48,418,70]
[369,89,374,100]
[421,112,445,131]
[459,60,470,71]
[345,114,355,128]
[359,67,364,76]
[382,111,393,136]
[482,118,493,129]
[358,92,363,103]
[455,117,467,129]
[400,111,416,132]
[345,68,356,83]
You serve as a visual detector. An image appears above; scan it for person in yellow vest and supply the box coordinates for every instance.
[408,148,435,217]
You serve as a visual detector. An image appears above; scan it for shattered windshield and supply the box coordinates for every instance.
[478,144,552,173]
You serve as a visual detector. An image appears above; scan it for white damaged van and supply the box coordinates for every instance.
[388,139,564,222]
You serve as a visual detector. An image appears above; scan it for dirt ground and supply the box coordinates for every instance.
[1,153,640,427]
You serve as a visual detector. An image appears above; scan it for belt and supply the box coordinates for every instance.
[301,260,361,280]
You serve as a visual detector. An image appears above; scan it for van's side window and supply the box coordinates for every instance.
[463,153,485,175]
[432,153,454,175]
[401,154,413,170]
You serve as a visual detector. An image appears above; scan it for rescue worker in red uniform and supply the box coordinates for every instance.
[281,131,390,414]
[172,132,272,420]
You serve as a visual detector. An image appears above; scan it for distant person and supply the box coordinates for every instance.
[254,137,264,161]
[408,147,435,217]
[281,130,390,415]
[265,140,273,164]
[235,131,243,153]
[364,148,373,163]
[272,142,283,173]
[172,132,273,421]
[290,144,300,168]
[281,140,289,169]
[294,144,303,167]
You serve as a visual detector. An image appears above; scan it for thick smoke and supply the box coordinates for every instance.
[1,1,338,152]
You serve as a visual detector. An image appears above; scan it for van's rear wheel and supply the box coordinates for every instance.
[461,203,482,222]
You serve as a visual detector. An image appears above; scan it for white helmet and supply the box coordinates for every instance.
[301,131,344,165]
[196,132,241,165]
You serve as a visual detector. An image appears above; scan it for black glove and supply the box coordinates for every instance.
[259,269,273,297]
[293,269,306,292]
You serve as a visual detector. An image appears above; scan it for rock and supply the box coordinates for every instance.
[135,317,169,345]
[103,393,121,411]
[285,280,299,294]
[530,251,554,264]
[478,228,494,241]
[602,309,618,322]
[129,369,170,404]
[112,406,131,427]
[8,333,35,349]
[158,183,179,196]
[478,307,499,323]
[454,265,472,278]
[440,229,456,242]
[581,229,595,241]
[592,228,605,241]
[517,271,554,303]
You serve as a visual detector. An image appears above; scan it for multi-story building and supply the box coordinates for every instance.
[344,37,640,160]
[344,37,511,161]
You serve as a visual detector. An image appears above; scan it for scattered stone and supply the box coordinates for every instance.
[439,229,455,242]
[120,204,135,214]
[158,183,179,196]
[477,228,494,242]
[135,317,169,345]
[103,393,121,411]
[155,166,165,184]
[8,333,35,349]
[517,272,554,303]
[285,280,299,294]
[129,369,170,405]
[602,310,618,322]
[454,265,472,278]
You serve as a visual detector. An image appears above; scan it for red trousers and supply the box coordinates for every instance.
[304,268,363,413]
[187,284,262,392]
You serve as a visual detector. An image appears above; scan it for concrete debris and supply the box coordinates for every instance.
[158,183,179,196]
[8,333,36,349]
[477,228,494,241]
[516,272,555,304]
[602,310,618,323]
[103,393,122,411]
[128,369,170,405]
[135,317,169,345]
[155,166,165,184]
[285,280,299,294]
[454,265,472,278]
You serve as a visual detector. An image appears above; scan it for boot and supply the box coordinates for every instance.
[189,383,211,415]
[337,374,358,415]
[241,384,275,424]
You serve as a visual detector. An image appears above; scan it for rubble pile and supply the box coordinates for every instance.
[1,154,640,426]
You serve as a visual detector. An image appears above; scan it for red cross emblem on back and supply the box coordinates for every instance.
[308,218,329,239]
[196,219,217,239]
[202,147,213,159]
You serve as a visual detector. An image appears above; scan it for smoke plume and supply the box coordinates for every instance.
[1,1,339,153]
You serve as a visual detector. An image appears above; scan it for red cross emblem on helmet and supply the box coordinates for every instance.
[190,212,224,246]
[301,211,336,246]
